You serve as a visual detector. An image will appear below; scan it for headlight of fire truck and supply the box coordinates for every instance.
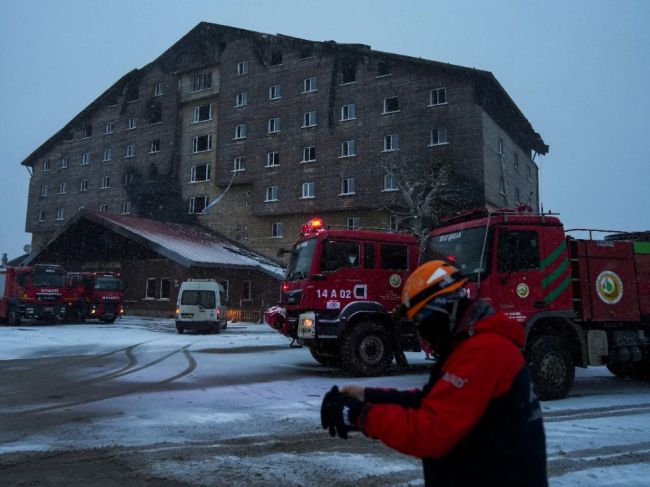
[297,311,316,339]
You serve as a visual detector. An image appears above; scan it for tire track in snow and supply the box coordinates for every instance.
[543,403,650,422]
[9,344,198,415]
[548,441,650,477]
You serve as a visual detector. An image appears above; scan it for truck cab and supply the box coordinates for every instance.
[66,272,124,323]
[275,217,421,375]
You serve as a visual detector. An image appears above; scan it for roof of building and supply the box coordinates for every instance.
[24,211,286,279]
[20,22,547,168]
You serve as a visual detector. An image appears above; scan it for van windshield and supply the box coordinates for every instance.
[181,290,216,308]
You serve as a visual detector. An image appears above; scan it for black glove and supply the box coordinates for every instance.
[320,385,363,439]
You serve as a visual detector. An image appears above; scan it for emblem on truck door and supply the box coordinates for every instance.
[389,274,402,288]
[516,283,530,298]
[595,271,623,305]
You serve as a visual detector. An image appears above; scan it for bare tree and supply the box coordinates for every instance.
[382,157,482,242]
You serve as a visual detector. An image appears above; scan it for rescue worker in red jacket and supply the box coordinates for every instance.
[321,260,548,486]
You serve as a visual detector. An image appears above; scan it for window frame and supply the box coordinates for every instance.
[383,173,399,192]
[56,208,64,221]
[125,144,135,158]
[340,103,356,121]
[58,182,66,194]
[121,200,131,215]
[103,148,112,161]
[188,195,208,214]
[232,156,245,172]
[269,84,282,100]
[340,177,356,196]
[191,72,212,92]
[127,118,137,130]
[79,179,88,192]
[301,181,315,199]
[340,139,357,158]
[429,127,449,146]
[302,146,316,163]
[192,134,213,153]
[346,217,360,230]
[302,110,317,128]
[150,139,160,154]
[100,175,111,190]
[429,87,447,106]
[235,91,248,107]
[192,104,213,123]
[190,163,211,183]
[60,156,70,169]
[237,61,249,76]
[81,152,91,165]
[265,185,279,202]
[303,76,318,93]
[145,277,157,299]
[271,222,284,239]
[383,134,400,152]
[234,124,247,140]
[266,151,280,167]
[267,117,281,133]
[382,96,400,114]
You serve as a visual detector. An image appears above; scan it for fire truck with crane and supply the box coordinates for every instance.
[266,217,422,376]
[65,272,124,323]
[0,264,69,324]
[425,207,650,399]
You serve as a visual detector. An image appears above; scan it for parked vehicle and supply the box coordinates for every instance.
[0,264,68,324]
[66,272,124,323]
[175,279,227,334]
[425,207,650,399]
[266,217,421,375]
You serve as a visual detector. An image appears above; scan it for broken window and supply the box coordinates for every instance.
[192,134,212,153]
[270,50,283,66]
[377,61,390,77]
[188,196,208,214]
[191,164,210,182]
[148,103,162,124]
[341,64,356,84]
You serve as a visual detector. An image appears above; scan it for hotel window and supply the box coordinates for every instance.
[514,153,520,170]
[303,110,317,128]
[58,182,66,194]
[81,152,91,165]
[267,117,281,133]
[242,280,252,301]
[347,217,360,230]
[383,134,399,152]
[515,187,521,204]
[266,151,280,167]
[340,139,356,157]
[383,97,399,113]
[38,210,46,222]
[154,83,164,96]
[192,134,212,152]
[128,118,137,130]
[237,61,249,76]
[340,103,356,121]
[271,222,284,238]
[79,179,88,192]
[99,203,108,213]
[60,156,69,169]
[301,181,315,199]
[103,148,112,161]
[270,49,283,66]
[160,278,171,300]
[233,156,244,172]
[191,72,212,92]
[377,61,390,77]
[265,185,279,202]
[56,208,65,221]
[42,159,50,172]
[429,87,447,106]
[40,185,48,197]
[150,139,160,153]
[302,146,316,162]
[340,177,356,195]
[122,201,131,214]
[497,137,504,155]
[430,127,448,146]
[125,144,135,158]
[303,76,317,93]
[104,121,114,134]
[528,165,532,181]
[269,84,281,100]
[188,195,208,214]
[193,104,212,123]
[101,175,110,189]
[389,215,398,231]
[341,64,356,84]
[383,174,398,191]
[234,124,247,139]
[83,125,92,138]
[235,92,248,107]
[190,164,211,182]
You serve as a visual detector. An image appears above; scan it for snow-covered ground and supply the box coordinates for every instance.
[0,316,649,486]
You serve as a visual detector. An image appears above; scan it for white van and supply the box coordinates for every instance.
[175,279,227,334]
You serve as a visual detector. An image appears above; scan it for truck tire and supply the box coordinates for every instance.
[102,317,117,324]
[341,320,394,376]
[527,336,574,401]
[308,346,341,367]
[6,306,21,326]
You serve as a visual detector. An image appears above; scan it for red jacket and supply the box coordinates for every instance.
[360,311,547,486]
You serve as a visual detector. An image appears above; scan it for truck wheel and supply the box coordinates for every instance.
[6,306,21,326]
[308,346,341,367]
[527,336,574,401]
[341,321,394,376]
[103,317,117,324]
[606,362,633,378]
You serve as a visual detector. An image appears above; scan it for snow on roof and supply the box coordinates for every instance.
[98,213,285,278]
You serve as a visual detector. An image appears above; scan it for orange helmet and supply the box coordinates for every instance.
[401,260,468,321]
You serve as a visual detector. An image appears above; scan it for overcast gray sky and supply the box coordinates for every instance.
[1,0,648,260]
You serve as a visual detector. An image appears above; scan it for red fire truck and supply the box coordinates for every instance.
[266,218,422,375]
[0,264,68,324]
[65,272,124,323]
[425,207,650,399]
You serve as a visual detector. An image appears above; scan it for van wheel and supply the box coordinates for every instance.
[527,336,574,400]
[341,321,394,376]
[176,326,184,334]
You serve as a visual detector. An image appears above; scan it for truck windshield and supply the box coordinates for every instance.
[425,226,488,281]
[32,268,65,287]
[94,277,122,291]
[181,290,216,308]
[286,238,317,281]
